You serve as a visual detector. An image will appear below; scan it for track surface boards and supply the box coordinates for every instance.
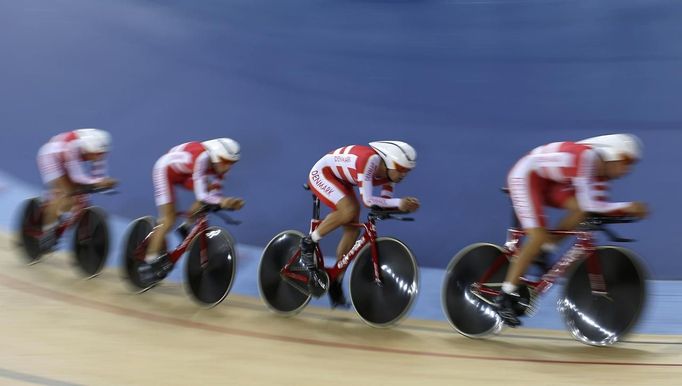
[0,234,680,386]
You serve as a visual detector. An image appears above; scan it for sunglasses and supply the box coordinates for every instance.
[393,163,412,173]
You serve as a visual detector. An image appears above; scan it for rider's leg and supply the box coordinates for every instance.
[314,196,360,240]
[146,203,175,263]
[548,197,586,244]
[37,177,75,251]
[147,157,177,264]
[540,185,586,248]
[137,203,176,284]
[43,176,76,230]
[336,223,361,262]
[176,201,203,239]
[501,168,546,326]
[300,196,358,270]
[138,159,177,284]
[506,169,554,288]
[529,196,587,269]
[504,227,550,288]
[302,164,354,267]
[327,199,360,308]
[301,165,355,295]
[37,142,68,232]
[494,227,548,327]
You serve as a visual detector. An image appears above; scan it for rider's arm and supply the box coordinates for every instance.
[63,141,104,185]
[573,150,631,213]
[358,156,401,208]
[380,182,395,199]
[192,152,222,205]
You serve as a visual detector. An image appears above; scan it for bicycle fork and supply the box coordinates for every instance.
[585,252,612,300]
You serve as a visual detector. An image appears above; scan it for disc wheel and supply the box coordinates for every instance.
[17,197,45,264]
[72,207,110,278]
[185,227,237,307]
[441,243,508,338]
[559,246,647,346]
[349,237,419,328]
[121,216,156,291]
[258,230,311,315]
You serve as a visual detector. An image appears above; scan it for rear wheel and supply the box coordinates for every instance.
[185,227,236,307]
[258,230,311,315]
[349,237,419,328]
[121,217,156,291]
[441,243,509,338]
[17,197,44,264]
[560,246,647,346]
[72,207,109,278]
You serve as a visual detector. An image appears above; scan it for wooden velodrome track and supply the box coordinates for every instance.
[0,234,680,386]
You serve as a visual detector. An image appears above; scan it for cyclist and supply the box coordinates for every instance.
[139,138,245,285]
[36,128,117,250]
[300,141,420,308]
[499,133,648,326]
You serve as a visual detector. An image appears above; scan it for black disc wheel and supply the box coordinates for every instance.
[349,237,419,328]
[17,197,44,264]
[258,230,311,315]
[121,216,156,291]
[72,207,110,278]
[441,243,508,338]
[185,227,237,307]
[559,246,647,346]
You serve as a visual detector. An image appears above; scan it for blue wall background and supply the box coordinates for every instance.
[1,0,680,278]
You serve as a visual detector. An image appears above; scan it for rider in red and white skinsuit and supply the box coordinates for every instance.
[36,129,117,247]
[302,141,420,308]
[140,139,244,285]
[308,145,402,210]
[498,134,648,327]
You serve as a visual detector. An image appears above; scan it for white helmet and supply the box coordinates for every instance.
[369,140,417,170]
[75,128,111,154]
[577,133,643,162]
[201,138,241,163]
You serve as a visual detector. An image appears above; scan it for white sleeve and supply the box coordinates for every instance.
[380,182,395,198]
[64,140,103,185]
[358,156,401,208]
[573,150,631,213]
[193,152,222,205]
[91,159,108,179]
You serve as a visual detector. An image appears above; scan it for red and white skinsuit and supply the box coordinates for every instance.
[152,142,224,207]
[308,145,401,210]
[507,141,632,229]
[37,131,108,186]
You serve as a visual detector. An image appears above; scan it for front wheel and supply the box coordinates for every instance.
[559,246,647,346]
[258,230,311,315]
[17,197,44,264]
[72,206,110,278]
[441,243,508,338]
[349,237,419,328]
[185,227,237,307]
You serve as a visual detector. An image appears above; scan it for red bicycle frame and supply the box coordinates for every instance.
[280,195,384,287]
[474,227,605,298]
[26,193,91,240]
[136,213,211,267]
